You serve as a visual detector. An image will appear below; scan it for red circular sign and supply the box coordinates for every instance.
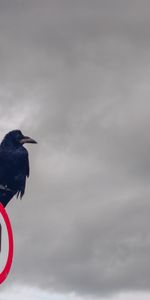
[0,203,14,284]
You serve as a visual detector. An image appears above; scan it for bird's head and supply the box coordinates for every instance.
[1,130,37,148]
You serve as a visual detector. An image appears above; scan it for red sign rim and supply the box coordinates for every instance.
[0,203,14,284]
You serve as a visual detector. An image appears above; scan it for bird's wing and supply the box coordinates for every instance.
[15,149,30,198]
[23,150,30,177]
[15,174,26,198]
[0,148,11,182]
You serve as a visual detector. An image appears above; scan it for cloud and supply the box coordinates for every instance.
[0,0,150,298]
[2,285,150,300]
[0,285,85,300]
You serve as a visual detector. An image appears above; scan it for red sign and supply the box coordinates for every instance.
[0,203,13,284]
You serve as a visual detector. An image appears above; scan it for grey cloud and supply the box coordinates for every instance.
[1,0,150,298]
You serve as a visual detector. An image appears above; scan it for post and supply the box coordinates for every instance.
[0,223,1,252]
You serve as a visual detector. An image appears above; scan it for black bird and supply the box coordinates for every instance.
[0,130,37,207]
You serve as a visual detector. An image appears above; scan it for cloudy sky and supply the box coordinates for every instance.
[1,0,150,299]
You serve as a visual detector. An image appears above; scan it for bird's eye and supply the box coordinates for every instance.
[16,132,22,140]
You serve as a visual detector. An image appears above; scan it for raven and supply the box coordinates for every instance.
[0,130,37,207]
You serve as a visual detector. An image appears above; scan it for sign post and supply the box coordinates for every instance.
[0,203,14,284]
[0,223,1,253]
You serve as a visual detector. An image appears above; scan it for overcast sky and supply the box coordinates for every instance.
[1,0,150,299]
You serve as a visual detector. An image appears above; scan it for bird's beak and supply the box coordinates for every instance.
[20,136,37,144]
